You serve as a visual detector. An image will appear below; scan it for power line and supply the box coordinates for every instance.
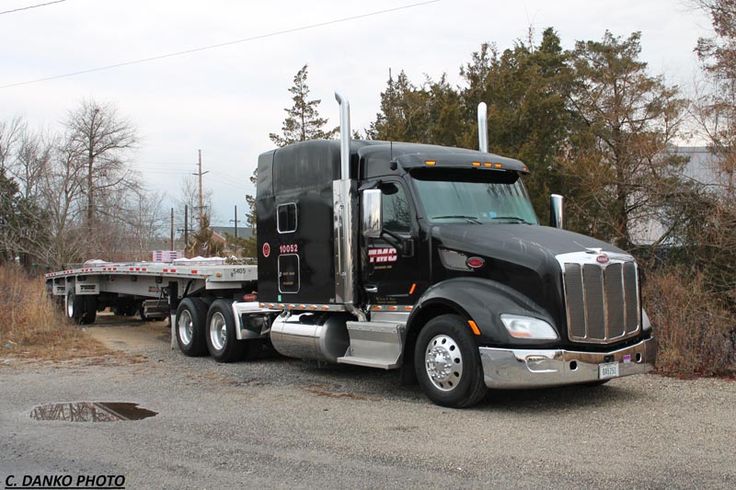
[0,0,441,89]
[0,0,67,16]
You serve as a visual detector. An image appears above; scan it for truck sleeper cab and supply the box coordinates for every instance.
[249,95,654,408]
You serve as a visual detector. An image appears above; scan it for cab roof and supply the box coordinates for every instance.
[356,141,528,174]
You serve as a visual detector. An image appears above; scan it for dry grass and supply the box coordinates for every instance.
[644,268,736,377]
[0,264,111,361]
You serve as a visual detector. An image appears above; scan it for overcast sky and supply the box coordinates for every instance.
[1,0,712,226]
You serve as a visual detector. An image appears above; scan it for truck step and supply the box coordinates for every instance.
[337,321,404,370]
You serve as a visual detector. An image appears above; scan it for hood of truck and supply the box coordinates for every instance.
[430,223,629,335]
[432,223,626,266]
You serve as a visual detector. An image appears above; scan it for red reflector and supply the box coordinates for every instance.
[466,257,485,269]
[243,293,257,302]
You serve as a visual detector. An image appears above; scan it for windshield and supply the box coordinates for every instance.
[411,169,538,225]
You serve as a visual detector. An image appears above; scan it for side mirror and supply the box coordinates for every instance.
[549,194,564,229]
[362,189,382,238]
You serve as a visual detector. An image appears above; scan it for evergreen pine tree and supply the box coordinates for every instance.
[269,64,337,147]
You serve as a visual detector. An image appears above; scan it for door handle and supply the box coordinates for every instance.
[364,285,378,293]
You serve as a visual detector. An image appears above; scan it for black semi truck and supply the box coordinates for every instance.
[46,93,655,408]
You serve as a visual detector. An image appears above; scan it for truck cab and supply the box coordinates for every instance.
[254,95,655,407]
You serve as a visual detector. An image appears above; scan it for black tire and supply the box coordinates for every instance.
[175,298,209,357]
[81,296,97,325]
[205,299,247,362]
[113,302,137,317]
[65,289,96,324]
[138,304,156,322]
[414,314,488,408]
[65,289,84,323]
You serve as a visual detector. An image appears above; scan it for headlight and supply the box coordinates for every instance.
[642,309,651,331]
[500,314,558,340]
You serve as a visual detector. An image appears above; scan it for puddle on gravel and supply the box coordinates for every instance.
[30,402,157,422]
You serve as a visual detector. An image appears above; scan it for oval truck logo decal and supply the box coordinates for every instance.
[262,242,271,258]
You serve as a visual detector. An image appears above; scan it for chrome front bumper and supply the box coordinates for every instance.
[479,337,656,389]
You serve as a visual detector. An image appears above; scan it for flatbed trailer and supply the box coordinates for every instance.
[44,93,656,408]
[45,260,267,342]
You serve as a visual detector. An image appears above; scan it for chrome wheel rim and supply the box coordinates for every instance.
[178,309,194,346]
[209,312,227,351]
[425,334,463,391]
[66,296,74,318]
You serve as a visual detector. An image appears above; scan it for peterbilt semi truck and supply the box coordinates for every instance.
[45,94,655,408]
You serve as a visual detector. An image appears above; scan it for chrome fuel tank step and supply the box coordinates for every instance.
[337,321,405,370]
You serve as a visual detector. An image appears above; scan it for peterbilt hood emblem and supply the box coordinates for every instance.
[584,247,609,264]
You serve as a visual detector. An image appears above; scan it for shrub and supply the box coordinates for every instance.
[0,264,107,359]
[644,268,736,377]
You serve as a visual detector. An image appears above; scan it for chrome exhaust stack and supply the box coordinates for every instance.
[335,92,351,180]
[333,92,363,319]
[477,102,488,153]
[550,194,564,229]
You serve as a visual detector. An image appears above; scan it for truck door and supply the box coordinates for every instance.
[362,180,423,306]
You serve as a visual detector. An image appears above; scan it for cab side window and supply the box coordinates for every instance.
[277,202,297,233]
[381,183,411,233]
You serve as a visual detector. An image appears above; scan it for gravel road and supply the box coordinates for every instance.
[1,318,735,489]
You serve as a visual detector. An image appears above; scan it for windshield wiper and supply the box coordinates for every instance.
[431,215,482,224]
[490,216,531,224]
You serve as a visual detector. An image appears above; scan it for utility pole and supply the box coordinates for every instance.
[170,208,174,250]
[177,205,189,257]
[230,205,240,239]
[184,204,189,250]
[193,149,209,230]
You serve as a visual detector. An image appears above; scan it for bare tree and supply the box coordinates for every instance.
[10,129,53,200]
[64,99,138,231]
[0,117,25,172]
[177,174,213,233]
[123,188,166,259]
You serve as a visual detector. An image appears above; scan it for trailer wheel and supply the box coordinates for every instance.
[82,296,97,324]
[65,289,83,323]
[175,298,208,357]
[65,289,96,325]
[206,300,246,363]
[414,314,487,408]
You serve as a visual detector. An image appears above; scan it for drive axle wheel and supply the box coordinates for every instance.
[175,298,208,357]
[415,314,487,408]
[206,300,247,363]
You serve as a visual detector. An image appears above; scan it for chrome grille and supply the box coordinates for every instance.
[562,260,640,344]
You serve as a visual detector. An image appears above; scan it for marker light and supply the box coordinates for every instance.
[425,160,436,166]
[500,314,558,340]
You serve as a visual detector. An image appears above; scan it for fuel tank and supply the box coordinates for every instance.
[270,312,351,363]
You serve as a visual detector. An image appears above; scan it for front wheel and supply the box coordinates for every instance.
[414,314,487,408]
[206,300,247,362]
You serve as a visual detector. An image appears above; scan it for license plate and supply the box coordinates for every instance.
[598,362,620,379]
